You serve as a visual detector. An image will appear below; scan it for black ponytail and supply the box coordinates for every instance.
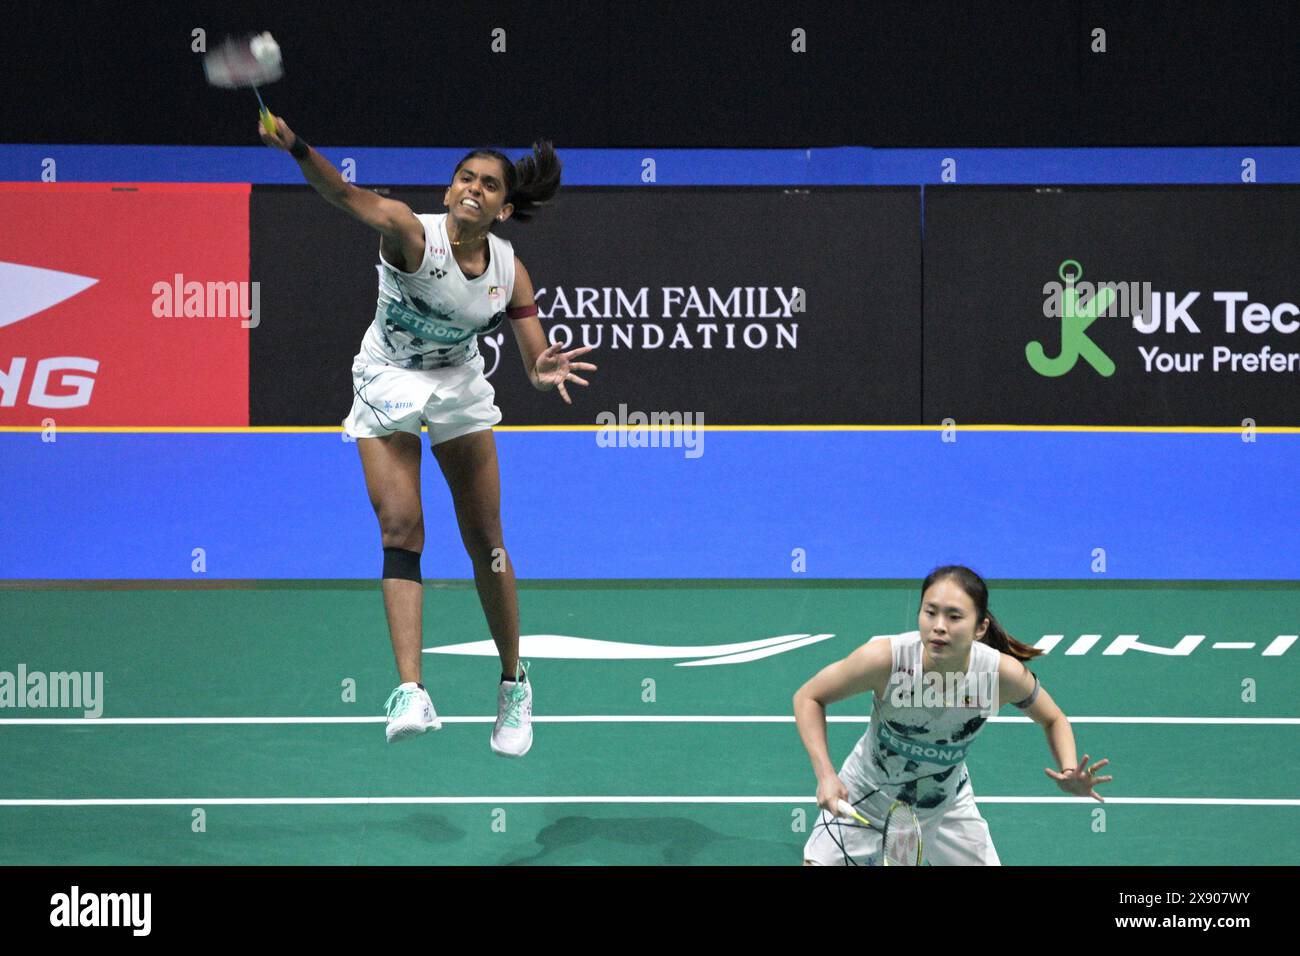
[979,610,1043,663]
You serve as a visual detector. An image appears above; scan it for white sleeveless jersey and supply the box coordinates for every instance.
[841,632,1002,813]
[357,213,516,370]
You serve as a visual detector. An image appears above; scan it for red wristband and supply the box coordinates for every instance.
[507,304,539,320]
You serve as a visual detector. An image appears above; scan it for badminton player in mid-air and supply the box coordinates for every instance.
[259,115,595,757]
[794,565,1113,864]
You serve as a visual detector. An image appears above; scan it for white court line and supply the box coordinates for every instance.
[0,796,1296,808]
[0,715,1297,726]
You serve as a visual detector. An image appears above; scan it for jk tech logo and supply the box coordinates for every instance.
[1027,259,1116,378]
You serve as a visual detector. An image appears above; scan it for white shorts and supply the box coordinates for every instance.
[342,353,502,446]
[802,779,1000,866]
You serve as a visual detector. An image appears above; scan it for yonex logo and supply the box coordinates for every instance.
[430,268,447,279]
[0,261,99,330]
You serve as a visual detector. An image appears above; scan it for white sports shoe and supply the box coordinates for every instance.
[491,663,533,758]
[384,682,441,743]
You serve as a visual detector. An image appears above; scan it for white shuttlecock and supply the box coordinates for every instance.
[250,32,281,67]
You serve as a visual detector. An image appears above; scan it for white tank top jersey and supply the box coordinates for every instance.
[358,212,517,370]
[840,632,1002,814]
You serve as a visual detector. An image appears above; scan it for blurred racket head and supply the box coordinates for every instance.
[204,32,283,89]
[881,800,923,866]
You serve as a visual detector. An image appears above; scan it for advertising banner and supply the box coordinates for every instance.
[250,186,922,426]
[0,183,251,427]
[923,186,1300,426]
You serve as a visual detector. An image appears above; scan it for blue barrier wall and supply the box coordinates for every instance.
[4,148,1298,580]
[1,431,1296,580]
[3,146,1300,184]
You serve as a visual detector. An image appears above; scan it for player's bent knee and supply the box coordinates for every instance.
[377,514,423,549]
[461,527,504,559]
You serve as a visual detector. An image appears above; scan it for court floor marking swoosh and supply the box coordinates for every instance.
[423,633,832,661]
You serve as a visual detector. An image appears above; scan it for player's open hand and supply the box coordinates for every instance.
[257,113,297,152]
[532,343,597,404]
[1046,754,1112,802]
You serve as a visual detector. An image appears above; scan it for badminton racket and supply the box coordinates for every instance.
[203,32,284,135]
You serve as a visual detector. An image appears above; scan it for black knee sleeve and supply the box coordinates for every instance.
[382,547,422,583]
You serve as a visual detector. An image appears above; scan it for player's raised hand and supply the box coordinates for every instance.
[1046,754,1112,802]
[532,342,597,404]
[257,113,297,152]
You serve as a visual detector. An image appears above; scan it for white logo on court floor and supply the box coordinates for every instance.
[424,633,835,666]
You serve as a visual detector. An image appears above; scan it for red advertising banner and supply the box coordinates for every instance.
[0,182,250,426]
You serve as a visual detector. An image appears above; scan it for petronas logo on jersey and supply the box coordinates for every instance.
[876,721,974,766]
[383,300,474,343]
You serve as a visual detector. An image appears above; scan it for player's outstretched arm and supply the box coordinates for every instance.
[257,113,424,262]
[998,655,1113,802]
[794,639,891,814]
[507,257,597,402]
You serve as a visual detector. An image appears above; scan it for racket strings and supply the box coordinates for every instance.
[821,785,925,866]
[882,805,924,866]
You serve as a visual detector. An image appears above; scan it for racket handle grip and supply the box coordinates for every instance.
[835,798,865,822]
[260,108,277,136]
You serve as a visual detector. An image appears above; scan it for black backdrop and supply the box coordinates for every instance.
[923,186,1300,426]
[248,186,922,425]
[4,0,1298,148]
